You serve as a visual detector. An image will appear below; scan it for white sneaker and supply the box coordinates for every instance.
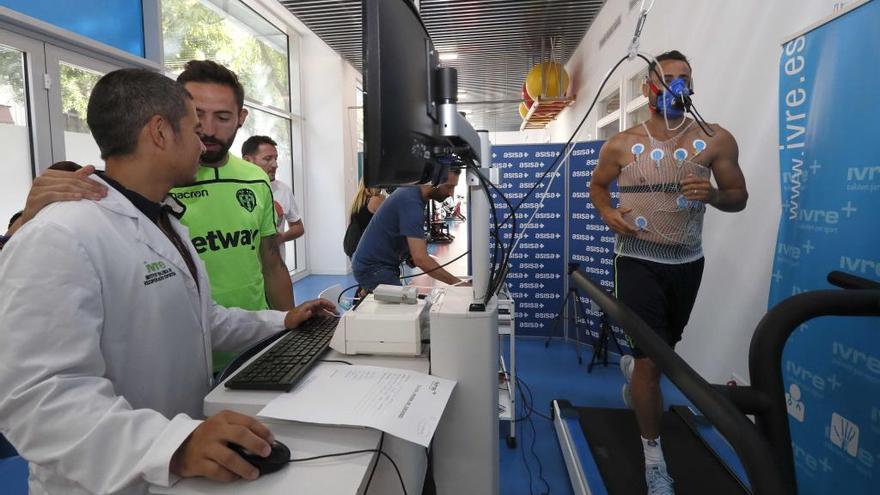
[622,383,633,409]
[620,354,634,383]
[620,355,635,409]
[645,462,675,495]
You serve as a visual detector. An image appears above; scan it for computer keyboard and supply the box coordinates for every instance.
[225,315,340,391]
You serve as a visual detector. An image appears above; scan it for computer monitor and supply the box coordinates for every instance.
[362,0,444,187]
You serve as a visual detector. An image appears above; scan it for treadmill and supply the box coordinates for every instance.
[552,270,880,495]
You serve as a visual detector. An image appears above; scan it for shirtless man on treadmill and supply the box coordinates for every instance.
[590,50,748,495]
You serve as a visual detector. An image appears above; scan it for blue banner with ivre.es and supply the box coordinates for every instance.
[771,2,880,493]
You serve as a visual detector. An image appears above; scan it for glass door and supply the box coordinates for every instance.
[45,46,119,170]
[0,29,48,231]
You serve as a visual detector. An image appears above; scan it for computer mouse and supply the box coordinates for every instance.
[228,440,291,476]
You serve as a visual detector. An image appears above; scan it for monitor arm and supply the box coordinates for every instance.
[433,67,492,306]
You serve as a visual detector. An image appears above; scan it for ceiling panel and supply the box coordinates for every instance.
[280,0,606,131]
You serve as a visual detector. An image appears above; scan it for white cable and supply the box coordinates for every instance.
[505,137,580,263]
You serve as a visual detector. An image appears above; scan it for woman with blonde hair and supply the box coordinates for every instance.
[343,180,384,258]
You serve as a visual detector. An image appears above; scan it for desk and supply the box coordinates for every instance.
[151,349,430,495]
[150,419,381,495]
[151,287,498,495]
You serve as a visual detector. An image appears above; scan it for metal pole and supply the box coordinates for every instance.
[469,130,492,302]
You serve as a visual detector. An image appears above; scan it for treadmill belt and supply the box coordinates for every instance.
[575,407,748,495]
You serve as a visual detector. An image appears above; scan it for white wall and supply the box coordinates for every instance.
[298,31,358,275]
[489,129,552,145]
[549,0,843,383]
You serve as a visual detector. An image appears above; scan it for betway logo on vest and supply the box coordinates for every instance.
[192,229,259,253]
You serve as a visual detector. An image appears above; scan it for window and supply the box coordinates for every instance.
[355,85,364,178]
[162,0,290,112]
[627,104,651,128]
[599,90,620,119]
[59,62,104,168]
[0,28,122,227]
[598,119,620,140]
[624,68,650,129]
[161,0,305,274]
[0,43,32,227]
[628,67,648,101]
[597,89,621,139]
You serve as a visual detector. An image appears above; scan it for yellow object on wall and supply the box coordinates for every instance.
[519,102,530,119]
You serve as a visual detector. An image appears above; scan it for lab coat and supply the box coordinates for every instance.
[0,178,286,495]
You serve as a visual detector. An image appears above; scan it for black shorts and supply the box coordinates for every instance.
[614,255,704,358]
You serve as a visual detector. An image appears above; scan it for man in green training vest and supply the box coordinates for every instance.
[169,60,295,372]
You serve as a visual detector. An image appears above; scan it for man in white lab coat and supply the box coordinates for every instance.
[0,68,334,494]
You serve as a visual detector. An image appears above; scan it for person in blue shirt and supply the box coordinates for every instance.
[352,169,467,292]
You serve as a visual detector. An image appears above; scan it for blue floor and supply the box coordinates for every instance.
[292,275,690,495]
[497,336,695,495]
[293,274,746,495]
[293,273,357,305]
[0,274,741,494]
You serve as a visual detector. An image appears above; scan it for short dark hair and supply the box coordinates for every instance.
[8,210,22,229]
[241,135,278,157]
[649,50,692,73]
[47,161,81,172]
[176,60,245,109]
[87,69,191,160]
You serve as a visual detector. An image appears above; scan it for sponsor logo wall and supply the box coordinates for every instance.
[568,142,630,352]
[490,141,627,351]
[491,144,566,336]
[771,3,880,492]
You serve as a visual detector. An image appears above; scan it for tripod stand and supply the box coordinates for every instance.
[587,310,625,373]
[544,263,589,364]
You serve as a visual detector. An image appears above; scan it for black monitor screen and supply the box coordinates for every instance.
[363,0,440,187]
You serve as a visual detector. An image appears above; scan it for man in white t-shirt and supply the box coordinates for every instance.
[242,135,304,262]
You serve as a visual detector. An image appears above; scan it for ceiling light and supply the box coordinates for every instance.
[439,52,458,61]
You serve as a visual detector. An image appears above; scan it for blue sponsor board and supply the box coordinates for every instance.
[491,144,567,336]
[772,2,880,493]
[567,141,631,351]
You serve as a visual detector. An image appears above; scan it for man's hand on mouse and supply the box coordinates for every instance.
[170,410,275,482]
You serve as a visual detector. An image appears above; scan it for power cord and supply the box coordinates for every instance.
[319,359,354,365]
[288,442,407,495]
[516,375,551,494]
[364,432,385,493]
[467,161,512,302]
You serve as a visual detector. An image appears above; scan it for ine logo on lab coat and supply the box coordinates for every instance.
[143,260,177,286]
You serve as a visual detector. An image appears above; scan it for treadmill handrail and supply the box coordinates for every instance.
[827,270,880,290]
[749,288,880,494]
[570,269,788,495]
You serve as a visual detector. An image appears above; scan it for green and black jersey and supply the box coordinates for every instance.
[170,154,277,312]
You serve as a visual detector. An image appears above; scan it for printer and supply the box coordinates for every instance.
[329,292,433,356]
